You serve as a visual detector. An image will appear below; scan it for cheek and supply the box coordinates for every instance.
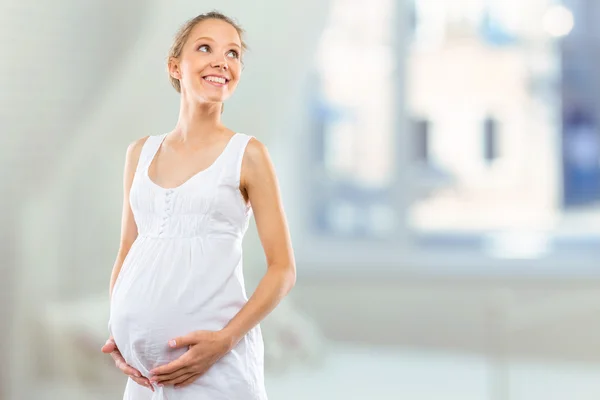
[179,63,193,81]
[227,79,240,92]
[180,58,203,77]
[229,67,242,85]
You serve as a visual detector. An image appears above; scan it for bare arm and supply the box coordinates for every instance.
[109,136,148,297]
[221,138,296,347]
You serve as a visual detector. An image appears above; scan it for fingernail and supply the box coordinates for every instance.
[135,372,141,377]
[168,340,176,347]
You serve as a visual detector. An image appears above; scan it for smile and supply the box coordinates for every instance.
[203,75,229,86]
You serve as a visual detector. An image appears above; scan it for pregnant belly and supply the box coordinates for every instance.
[107,239,245,375]
[108,284,233,375]
[109,306,190,375]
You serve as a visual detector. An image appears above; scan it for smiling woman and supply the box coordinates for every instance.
[102,10,296,400]
[166,12,247,114]
[166,11,247,93]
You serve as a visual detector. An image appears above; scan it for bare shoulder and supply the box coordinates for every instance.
[124,135,151,167]
[127,136,150,159]
[241,137,276,186]
[243,137,271,166]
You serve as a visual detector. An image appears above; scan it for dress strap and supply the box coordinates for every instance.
[135,133,168,173]
[225,133,254,186]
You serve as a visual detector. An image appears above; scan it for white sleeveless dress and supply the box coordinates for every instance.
[108,132,267,400]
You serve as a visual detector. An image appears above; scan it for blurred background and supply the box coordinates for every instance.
[2,0,600,399]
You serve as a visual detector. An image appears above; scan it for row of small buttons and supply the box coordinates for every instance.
[158,189,174,236]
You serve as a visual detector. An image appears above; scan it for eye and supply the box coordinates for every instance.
[197,44,210,52]
[226,49,240,59]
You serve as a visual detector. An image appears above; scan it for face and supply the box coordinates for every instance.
[170,19,243,103]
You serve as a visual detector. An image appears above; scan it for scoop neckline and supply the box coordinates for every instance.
[145,132,239,191]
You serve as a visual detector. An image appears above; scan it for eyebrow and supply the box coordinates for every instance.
[193,37,241,48]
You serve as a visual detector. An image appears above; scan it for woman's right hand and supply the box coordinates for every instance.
[101,337,154,392]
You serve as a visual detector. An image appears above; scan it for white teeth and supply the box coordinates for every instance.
[205,76,226,84]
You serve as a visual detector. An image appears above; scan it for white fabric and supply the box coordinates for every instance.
[108,132,267,400]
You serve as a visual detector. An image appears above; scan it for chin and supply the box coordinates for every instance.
[191,89,229,103]
[209,95,229,102]
[203,94,232,104]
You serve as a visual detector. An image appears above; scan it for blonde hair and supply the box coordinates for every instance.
[167,11,247,93]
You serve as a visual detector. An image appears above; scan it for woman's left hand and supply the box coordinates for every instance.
[149,330,233,388]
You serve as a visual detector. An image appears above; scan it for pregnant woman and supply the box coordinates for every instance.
[101,11,296,400]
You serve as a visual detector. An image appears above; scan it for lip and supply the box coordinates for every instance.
[202,75,230,87]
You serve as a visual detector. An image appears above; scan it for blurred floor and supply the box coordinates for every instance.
[17,276,600,400]
[292,278,600,363]
[32,342,600,400]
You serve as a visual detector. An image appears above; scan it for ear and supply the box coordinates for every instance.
[168,57,181,80]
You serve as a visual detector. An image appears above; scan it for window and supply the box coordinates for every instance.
[483,117,499,163]
[301,0,600,274]
[309,0,397,240]
[407,0,600,265]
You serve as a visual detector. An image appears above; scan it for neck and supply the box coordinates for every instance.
[173,91,224,142]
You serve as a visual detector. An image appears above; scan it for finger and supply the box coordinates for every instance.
[174,373,202,388]
[112,353,142,378]
[162,371,197,386]
[101,338,116,353]
[131,376,155,392]
[105,341,139,376]
[150,354,191,376]
[131,376,150,385]
[167,333,197,350]
[150,366,192,384]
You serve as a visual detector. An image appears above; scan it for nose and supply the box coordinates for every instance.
[211,58,228,71]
